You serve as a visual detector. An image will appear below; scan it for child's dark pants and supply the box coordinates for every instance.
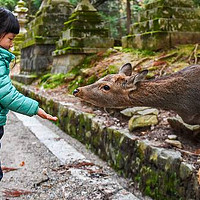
[0,126,4,181]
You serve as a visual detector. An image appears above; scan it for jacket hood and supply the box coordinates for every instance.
[0,47,15,63]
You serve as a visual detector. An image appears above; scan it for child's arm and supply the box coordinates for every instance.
[37,108,58,121]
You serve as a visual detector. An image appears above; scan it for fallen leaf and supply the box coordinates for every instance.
[20,161,25,167]
[2,188,33,197]
[194,149,200,155]
[153,61,167,66]
[2,166,18,173]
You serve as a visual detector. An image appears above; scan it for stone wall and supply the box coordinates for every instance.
[14,81,200,200]
[122,0,200,50]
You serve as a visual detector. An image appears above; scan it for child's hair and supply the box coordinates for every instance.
[0,7,19,37]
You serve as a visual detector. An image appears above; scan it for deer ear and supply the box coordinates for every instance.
[119,63,132,76]
[124,70,148,89]
[133,70,148,85]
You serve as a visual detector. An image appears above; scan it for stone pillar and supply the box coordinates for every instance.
[51,0,114,74]
[12,0,28,57]
[13,0,73,84]
[122,0,200,50]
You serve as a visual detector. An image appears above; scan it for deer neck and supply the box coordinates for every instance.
[129,77,182,110]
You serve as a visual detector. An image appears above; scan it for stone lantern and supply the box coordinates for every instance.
[51,0,114,73]
[12,0,28,57]
[13,0,28,34]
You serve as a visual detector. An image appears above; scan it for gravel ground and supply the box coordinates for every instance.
[0,112,151,200]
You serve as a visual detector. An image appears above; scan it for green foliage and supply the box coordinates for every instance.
[193,0,200,5]
[69,0,80,6]
[86,75,98,85]
[122,48,155,56]
[107,65,118,74]
[39,73,68,89]
[0,0,42,15]
[0,0,17,11]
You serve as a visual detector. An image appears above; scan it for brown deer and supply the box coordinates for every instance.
[73,63,200,125]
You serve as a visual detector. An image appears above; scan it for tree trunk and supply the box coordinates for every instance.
[126,0,131,34]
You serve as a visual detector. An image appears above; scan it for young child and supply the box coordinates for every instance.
[0,7,58,181]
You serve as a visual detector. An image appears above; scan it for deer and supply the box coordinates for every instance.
[73,63,200,125]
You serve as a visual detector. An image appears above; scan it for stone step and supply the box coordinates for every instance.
[68,11,102,23]
[136,7,200,22]
[131,18,200,34]
[122,31,200,50]
[56,36,114,49]
[61,28,110,38]
[144,0,194,10]
[64,19,105,31]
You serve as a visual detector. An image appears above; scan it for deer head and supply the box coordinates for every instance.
[73,63,148,108]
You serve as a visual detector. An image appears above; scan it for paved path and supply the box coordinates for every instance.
[0,112,146,200]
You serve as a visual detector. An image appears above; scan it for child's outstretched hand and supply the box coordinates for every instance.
[37,108,58,121]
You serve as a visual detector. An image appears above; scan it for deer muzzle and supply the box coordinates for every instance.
[73,88,80,96]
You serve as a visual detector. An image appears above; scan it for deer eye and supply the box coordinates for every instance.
[102,85,110,91]
[122,80,127,88]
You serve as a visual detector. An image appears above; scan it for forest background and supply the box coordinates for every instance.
[1,0,200,42]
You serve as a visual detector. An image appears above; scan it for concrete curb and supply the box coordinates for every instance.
[14,81,200,200]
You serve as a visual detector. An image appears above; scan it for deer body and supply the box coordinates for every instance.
[73,63,200,125]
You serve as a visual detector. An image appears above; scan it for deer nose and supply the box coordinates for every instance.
[73,88,80,96]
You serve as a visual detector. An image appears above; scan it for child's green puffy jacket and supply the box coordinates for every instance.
[0,47,39,126]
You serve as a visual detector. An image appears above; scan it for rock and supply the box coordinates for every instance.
[128,114,158,131]
[167,116,200,134]
[165,139,182,149]
[137,108,159,116]
[179,162,194,180]
[167,134,177,140]
[121,107,158,117]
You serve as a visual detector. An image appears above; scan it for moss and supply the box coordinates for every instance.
[107,65,118,74]
[69,11,102,23]
[138,165,181,200]
[39,73,68,89]
[115,151,125,169]
[122,48,155,56]
[86,75,98,85]
[68,75,84,94]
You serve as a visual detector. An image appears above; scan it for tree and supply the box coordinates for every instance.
[0,0,18,11]
[0,0,42,15]
[126,0,131,34]
[92,0,108,7]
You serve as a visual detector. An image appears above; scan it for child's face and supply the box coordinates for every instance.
[0,33,16,50]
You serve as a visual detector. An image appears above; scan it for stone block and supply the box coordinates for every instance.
[20,44,55,74]
[123,31,170,50]
[138,7,200,22]
[132,18,200,34]
[128,114,158,131]
[11,74,38,85]
[145,0,194,10]
[51,54,86,74]
[170,32,200,45]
